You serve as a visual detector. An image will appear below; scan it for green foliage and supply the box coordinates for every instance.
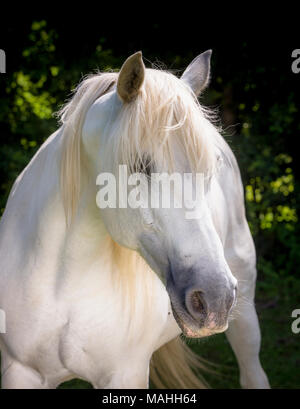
[0,21,122,211]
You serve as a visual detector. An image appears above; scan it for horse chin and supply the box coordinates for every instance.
[171,303,228,338]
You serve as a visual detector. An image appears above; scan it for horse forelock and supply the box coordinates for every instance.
[113,68,222,176]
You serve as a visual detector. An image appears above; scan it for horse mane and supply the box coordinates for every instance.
[58,67,224,224]
[58,72,118,224]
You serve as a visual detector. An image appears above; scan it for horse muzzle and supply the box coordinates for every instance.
[166,267,237,338]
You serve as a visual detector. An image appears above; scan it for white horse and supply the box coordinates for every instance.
[0,51,270,389]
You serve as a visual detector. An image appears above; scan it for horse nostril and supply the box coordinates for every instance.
[190,291,206,314]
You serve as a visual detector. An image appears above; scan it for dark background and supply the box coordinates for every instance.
[0,9,299,388]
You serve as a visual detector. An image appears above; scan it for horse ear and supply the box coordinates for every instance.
[181,50,212,96]
[117,51,145,103]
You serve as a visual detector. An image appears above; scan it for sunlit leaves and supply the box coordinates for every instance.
[259,206,297,230]
[20,138,37,150]
[7,71,56,130]
[23,20,57,58]
[270,172,294,196]
[275,153,292,165]
[50,66,59,77]
[245,155,297,232]
[5,21,61,134]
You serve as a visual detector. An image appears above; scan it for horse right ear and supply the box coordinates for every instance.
[117,51,145,103]
[181,50,212,96]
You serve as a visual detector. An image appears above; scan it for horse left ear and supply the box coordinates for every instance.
[181,50,212,96]
[117,51,145,103]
